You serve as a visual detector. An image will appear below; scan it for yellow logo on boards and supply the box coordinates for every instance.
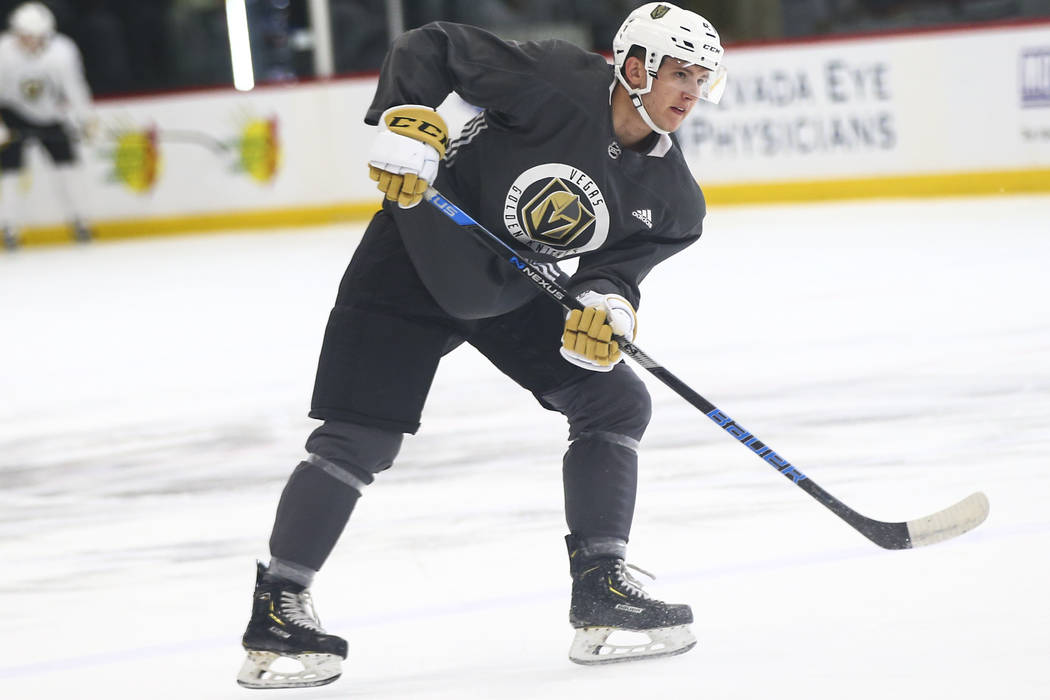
[237,117,281,183]
[97,112,279,192]
[110,127,160,193]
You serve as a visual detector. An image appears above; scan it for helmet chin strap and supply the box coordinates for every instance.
[618,71,670,136]
[629,92,669,135]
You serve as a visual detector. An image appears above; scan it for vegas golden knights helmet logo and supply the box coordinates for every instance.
[650,4,671,19]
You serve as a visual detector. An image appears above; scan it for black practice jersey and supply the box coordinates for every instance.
[365,22,706,319]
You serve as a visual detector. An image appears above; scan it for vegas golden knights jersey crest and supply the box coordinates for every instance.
[504,163,610,259]
[20,78,45,102]
[524,178,596,246]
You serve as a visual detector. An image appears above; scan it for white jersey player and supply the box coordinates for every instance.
[0,2,95,249]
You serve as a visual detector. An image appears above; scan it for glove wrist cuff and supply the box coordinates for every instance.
[379,105,449,158]
[576,291,637,341]
[559,346,617,372]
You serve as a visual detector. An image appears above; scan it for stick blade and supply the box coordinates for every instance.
[905,491,989,548]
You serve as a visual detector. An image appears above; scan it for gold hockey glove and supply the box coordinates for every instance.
[367,105,449,208]
[560,292,638,372]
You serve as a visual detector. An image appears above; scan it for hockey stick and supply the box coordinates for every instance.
[423,186,989,550]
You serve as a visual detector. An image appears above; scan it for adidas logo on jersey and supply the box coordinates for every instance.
[632,209,653,229]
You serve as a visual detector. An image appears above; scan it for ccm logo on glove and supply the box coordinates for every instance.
[387,114,448,150]
[368,105,449,209]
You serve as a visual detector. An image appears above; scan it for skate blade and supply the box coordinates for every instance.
[236,650,342,689]
[568,624,697,665]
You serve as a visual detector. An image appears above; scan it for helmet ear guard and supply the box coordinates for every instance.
[612,2,727,133]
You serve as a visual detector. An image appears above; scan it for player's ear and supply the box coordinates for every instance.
[624,56,646,90]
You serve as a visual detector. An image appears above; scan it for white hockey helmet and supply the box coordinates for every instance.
[9,2,55,39]
[613,3,727,133]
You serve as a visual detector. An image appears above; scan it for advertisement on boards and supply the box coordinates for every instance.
[681,22,1050,185]
[1020,46,1050,149]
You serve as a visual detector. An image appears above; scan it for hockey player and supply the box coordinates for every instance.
[238,2,726,688]
[0,2,96,249]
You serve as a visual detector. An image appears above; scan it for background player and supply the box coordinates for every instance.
[0,1,96,249]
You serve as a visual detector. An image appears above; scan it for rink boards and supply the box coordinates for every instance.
[8,19,1050,243]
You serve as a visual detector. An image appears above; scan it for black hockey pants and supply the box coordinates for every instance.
[269,210,651,570]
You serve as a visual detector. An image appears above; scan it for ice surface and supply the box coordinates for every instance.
[1,195,1048,699]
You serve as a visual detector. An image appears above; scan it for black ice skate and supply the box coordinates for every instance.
[3,225,18,250]
[567,536,696,665]
[237,561,348,689]
[72,220,92,243]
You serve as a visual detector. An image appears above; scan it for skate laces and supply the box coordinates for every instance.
[279,590,325,633]
[614,560,655,600]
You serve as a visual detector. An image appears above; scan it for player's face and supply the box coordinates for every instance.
[16,33,47,54]
[641,59,711,132]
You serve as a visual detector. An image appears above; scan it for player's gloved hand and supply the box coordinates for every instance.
[367,105,448,209]
[560,291,637,372]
